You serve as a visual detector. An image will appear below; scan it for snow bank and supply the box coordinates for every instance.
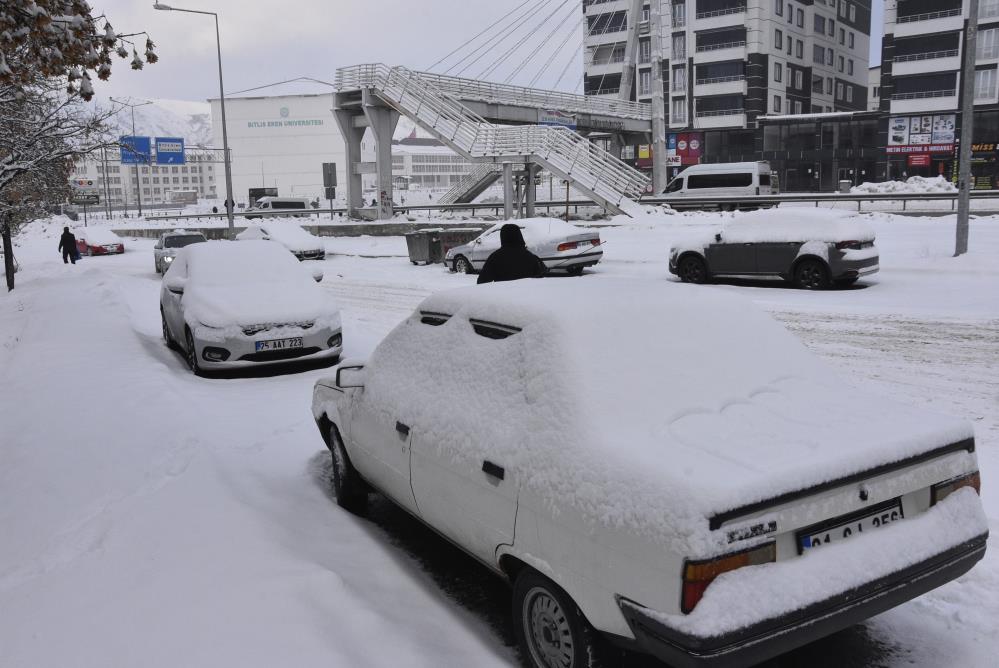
[77,227,123,246]
[179,240,340,328]
[236,223,323,252]
[364,279,973,555]
[852,175,957,195]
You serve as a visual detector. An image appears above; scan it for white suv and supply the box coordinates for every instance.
[311,280,986,668]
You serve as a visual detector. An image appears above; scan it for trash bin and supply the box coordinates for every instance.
[437,227,485,263]
[838,179,852,194]
[405,229,443,265]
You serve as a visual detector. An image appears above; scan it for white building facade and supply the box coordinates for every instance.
[70,149,218,209]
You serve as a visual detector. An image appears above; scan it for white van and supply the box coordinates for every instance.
[663,161,774,209]
[244,196,312,219]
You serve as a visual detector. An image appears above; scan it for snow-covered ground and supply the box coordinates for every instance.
[1,211,997,667]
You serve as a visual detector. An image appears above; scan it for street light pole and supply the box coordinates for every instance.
[154,2,236,239]
[955,1,979,257]
[110,97,153,218]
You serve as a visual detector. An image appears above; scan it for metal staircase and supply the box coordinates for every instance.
[336,64,649,216]
[439,164,503,204]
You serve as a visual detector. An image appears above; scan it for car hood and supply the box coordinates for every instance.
[183,282,339,328]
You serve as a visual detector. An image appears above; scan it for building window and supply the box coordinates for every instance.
[672,34,686,59]
[849,4,855,21]
[796,8,804,27]
[836,82,844,99]
[839,28,845,45]
[848,59,854,75]
[846,86,853,103]
[671,98,687,123]
[775,0,783,16]
[775,29,783,50]
[813,74,824,93]
[795,69,803,88]
[787,3,793,23]
[639,39,651,64]
[672,65,686,91]
[838,55,844,72]
[785,98,791,114]
[873,85,879,98]
[813,44,825,63]
[796,40,803,59]
[774,95,782,112]
[828,19,835,36]
[979,28,999,59]
[983,0,999,20]
[814,15,826,33]
[827,76,833,92]
[787,38,793,55]
[848,32,854,49]
[975,68,997,99]
[673,2,685,26]
[774,62,783,82]
[827,48,834,65]
[639,70,651,95]
[839,1,847,17]
[794,100,803,114]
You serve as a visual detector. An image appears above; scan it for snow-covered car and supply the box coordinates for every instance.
[75,228,124,256]
[236,223,325,261]
[311,280,986,668]
[153,229,207,275]
[445,217,601,276]
[669,209,880,289]
[161,240,341,374]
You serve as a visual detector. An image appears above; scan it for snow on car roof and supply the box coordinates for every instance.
[77,228,121,245]
[237,223,322,251]
[481,217,592,243]
[183,240,307,285]
[366,279,972,555]
[671,209,875,252]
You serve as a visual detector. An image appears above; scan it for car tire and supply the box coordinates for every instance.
[513,569,607,668]
[677,254,708,284]
[566,265,584,276]
[794,259,831,290]
[454,255,472,274]
[161,310,174,347]
[184,328,202,376]
[329,425,368,514]
[834,277,859,288]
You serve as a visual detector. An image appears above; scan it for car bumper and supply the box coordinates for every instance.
[192,326,342,369]
[831,255,879,280]
[615,532,987,668]
[541,250,603,270]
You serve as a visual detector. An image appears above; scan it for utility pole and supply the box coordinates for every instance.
[101,146,113,219]
[649,0,668,194]
[956,1,979,256]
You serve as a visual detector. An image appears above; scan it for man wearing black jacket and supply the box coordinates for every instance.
[58,227,78,264]
[476,224,547,284]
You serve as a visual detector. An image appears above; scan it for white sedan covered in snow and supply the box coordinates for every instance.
[236,223,325,261]
[161,240,341,374]
[311,280,986,668]
[444,217,602,275]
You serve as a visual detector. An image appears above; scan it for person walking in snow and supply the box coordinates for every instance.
[477,223,547,284]
[58,227,78,265]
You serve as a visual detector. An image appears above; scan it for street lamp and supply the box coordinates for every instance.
[153,2,236,239]
[110,97,153,218]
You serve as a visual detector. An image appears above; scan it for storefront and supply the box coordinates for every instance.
[885,113,956,182]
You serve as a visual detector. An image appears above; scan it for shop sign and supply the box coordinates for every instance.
[907,154,931,167]
[886,144,954,154]
[888,114,956,147]
[636,144,653,168]
[972,143,997,152]
[665,155,682,166]
[668,132,703,165]
[538,109,577,130]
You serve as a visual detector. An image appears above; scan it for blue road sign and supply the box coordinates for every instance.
[120,136,151,164]
[155,137,186,165]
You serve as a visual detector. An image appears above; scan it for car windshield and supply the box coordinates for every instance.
[164,234,206,248]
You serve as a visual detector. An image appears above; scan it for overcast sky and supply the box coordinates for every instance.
[91,0,886,103]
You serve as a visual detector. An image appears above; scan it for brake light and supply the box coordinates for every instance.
[557,241,578,251]
[931,471,981,505]
[835,240,862,250]
[681,542,775,614]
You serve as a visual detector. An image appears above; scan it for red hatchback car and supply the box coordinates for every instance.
[76,228,125,256]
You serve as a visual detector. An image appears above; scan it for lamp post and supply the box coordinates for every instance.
[110,97,153,218]
[154,2,236,239]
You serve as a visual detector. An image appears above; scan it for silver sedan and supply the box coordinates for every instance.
[445,218,602,276]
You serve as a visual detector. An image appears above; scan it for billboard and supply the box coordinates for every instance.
[155,137,185,165]
[538,109,577,130]
[119,136,151,164]
[888,114,955,147]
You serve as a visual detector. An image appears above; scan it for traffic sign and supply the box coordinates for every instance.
[155,137,186,164]
[323,162,337,188]
[120,136,151,164]
[71,192,100,205]
[324,187,336,200]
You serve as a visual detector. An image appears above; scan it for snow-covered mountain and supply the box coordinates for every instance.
[99,97,214,147]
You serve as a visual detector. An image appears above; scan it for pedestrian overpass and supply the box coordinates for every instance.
[333,64,653,219]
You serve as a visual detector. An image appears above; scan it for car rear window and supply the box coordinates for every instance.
[687,173,753,189]
[165,234,207,248]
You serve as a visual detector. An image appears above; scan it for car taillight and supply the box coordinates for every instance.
[681,542,776,614]
[931,471,981,505]
[557,241,578,251]
[835,240,862,250]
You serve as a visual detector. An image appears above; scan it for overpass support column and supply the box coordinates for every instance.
[503,162,514,220]
[333,94,364,219]
[362,90,399,221]
[525,163,538,218]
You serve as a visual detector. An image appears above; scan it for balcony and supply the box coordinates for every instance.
[694,109,746,128]
[894,9,963,39]
[693,75,747,96]
[893,50,961,76]
[890,89,958,114]
[693,4,747,31]
[693,41,747,63]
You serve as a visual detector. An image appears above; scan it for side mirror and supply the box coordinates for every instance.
[474,238,482,244]
[312,266,324,283]
[715,233,722,242]
[336,365,366,389]
[165,275,186,295]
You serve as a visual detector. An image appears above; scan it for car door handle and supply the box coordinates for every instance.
[395,421,410,436]
[482,460,505,480]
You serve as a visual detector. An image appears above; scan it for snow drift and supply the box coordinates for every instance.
[851,175,957,195]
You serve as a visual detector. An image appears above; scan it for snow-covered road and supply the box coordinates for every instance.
[1,212,996,667]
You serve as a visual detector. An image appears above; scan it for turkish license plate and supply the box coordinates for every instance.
[255,337,303,352]
[796,498,904,553]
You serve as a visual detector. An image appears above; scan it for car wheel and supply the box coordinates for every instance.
[329,425,368,514]
[161,310,173,347]
[677,255,708,284]
[566,265,584,276]
[454,255,472,274]
[794,259,831,290]
[513,570,606,668]
[184,328,202,376]
[834,277,859,288]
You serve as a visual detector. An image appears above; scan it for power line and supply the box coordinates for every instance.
[534,16,583,88]
[425,0,534,72]
[479,0,568,81]
[507,1,577,85]
[448,1,547,76]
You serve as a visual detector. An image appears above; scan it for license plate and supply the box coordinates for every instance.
[796,498,904,553]
[255,337,303,352]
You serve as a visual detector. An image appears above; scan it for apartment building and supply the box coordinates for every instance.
[71,149,218,209]
[582,0,872,188]
[880,0,999,186]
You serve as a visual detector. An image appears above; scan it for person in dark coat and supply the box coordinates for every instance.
[58,227,77,264]
[477,223,547,284]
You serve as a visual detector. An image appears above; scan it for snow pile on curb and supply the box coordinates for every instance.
[851,175,956,195]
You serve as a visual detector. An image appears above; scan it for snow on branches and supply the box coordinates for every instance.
[0,0,158,101]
